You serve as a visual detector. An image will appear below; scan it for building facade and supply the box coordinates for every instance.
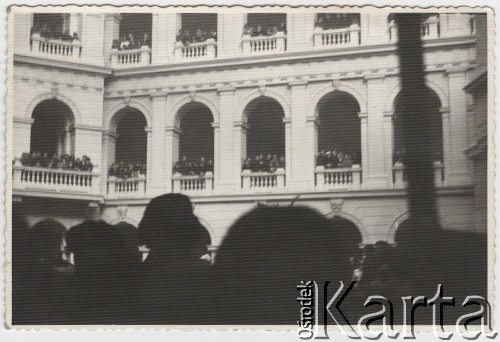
[10,10,488,255]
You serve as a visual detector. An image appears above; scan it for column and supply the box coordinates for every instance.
[284,117,292,189]
[14,13,33,54]
[287,13,315,52]
[151,13,171,64]
[102,14,121,66]
[288,81,310,191]
[101,130,117,196]
[148,93,168,195]
[306,116,319,189]
[212,122,220,190]
[165,126,181,193]
[217,13,246,58]
[12,117,33,161]
[363,75,389,189]
[359,111,368,188]
[233,122,249,193]
[69,13,82,37]
[73,125,103,164]
[446,68,472,185]
[383,111,394,187]
[217,86,237,193]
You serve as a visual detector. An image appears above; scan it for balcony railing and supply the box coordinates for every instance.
[174,39,217,61]
[313,24,360,48]
[388,16,441,43]
[13,165,99,196]
[241,168,285,192]
[30,34,82,60]
[107,176,146,199]
[242,32,287,54]
[315,165,362,191]
[393,160,444,188]
[172,172,214,195]
[110,46,151,68]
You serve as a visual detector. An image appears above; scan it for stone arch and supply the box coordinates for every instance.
[26,92,81,124]
[105,99,152,133]
[325,211,368,245]
[238,88,291,123]
[308,82,367,118]
[170,94,219,128]
[384,79,448,113]
[387,212,410,244]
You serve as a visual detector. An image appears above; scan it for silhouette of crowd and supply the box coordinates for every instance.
[31,23,79,42]
[315,150,358,168]
[173,156,214,175]
[17,151,94,171]
[112,33,151,50]
[314,13,361,30]
[108,161,146,179]
[11,192,487,325]
[243,21,287,36]
[176,28,217,45]
[242,154,285,172]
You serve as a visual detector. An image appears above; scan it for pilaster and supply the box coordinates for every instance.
[363,74,389,189]
[446,68,472,186]
[148,92,168,195]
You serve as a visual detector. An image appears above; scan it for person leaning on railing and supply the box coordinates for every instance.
[172,156,214,176]
[18,151,93,171]
[316,149,356,168]
[242,154,285,173]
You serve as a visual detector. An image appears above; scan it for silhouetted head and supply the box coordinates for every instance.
[67,220,129,277]
[215,206,352,323]
[138,194,208,259]
[31,219,67,265]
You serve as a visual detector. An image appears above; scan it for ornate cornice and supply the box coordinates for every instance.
[14,54,112,76]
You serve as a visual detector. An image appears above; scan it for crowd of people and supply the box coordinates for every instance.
[176,28,217,45]
[18,152,94,172]
[242,21,287,36]
[173,156,214,176]
[108,161,146,179]
[30,23,79,42]
[315,149,358,168]
[12,193,486,325]
[242,154,285,172]
[314,13,361,30]
[112,33,151,50]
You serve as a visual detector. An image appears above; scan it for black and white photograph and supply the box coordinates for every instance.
[4,5,494,337]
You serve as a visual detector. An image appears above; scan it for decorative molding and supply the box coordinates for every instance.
[116,206,128,222]
[165,126,182,135]
[13,117,35,124]
[331,78,341,90]
[123,96,132,107]
[73,124,105,132]
[358,111,368,119]
[330,198,344,215]
[51,85,59,99]
[233,121,250,131]
[258,84,266,97]
[189,90,197,102]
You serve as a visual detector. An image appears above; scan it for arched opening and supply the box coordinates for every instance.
[174,102,214,175]
[243,97,286,172]
[393,87,442,164]
[177,13,218,43]
[30,99,74,158]
[316,91,361,168]
[108,107,148,178]
[245,13,287,35]
[315,13,361,30]
[117,13,153,49]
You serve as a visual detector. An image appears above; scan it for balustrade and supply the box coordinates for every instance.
[393,160,444,189]
[174,39,217,61]
[110,46,151,68]
[314,165,361,191]
[107,176,146,198]
[13,166,99,195]
[242,32,286,54]
[241,168,285,192]
[172,172,214,195]
[313,24,360,48]
[30,34,82,59]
